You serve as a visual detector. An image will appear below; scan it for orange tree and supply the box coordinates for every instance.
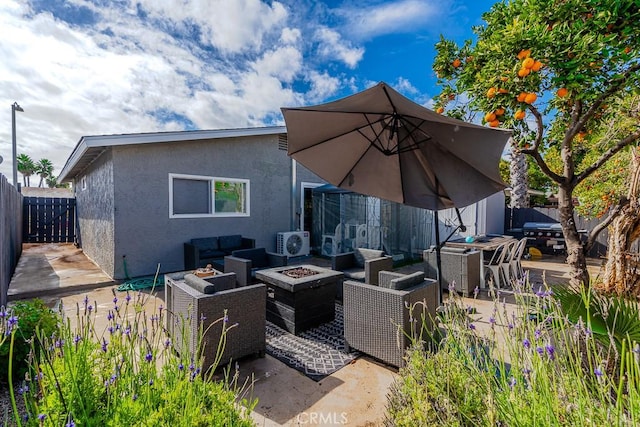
[433,0,640,287]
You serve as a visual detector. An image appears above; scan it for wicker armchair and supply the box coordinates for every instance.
[331,248,393,284]
[165,272,266,372]
[343,271,438,368]
[224,247,288,287]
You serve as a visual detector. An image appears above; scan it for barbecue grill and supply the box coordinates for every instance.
[523,222,565,253]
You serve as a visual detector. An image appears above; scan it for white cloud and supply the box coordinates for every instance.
[252,46,303,82]
[137,0,288,54]
[315,27,364,69]
[339,0,442,40]
[305,71,341,103]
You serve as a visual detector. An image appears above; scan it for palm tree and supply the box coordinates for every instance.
[16,153,35,187]
[35,158,54,188]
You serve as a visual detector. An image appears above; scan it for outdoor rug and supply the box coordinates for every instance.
[265,304,359,381]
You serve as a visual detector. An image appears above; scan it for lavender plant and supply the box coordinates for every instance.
[386,277,640,426]
[10,291,256,426]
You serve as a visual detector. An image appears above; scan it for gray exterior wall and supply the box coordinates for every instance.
[74,150,116,277]
[109,133,295,279]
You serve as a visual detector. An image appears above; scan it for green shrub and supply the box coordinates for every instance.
[13,291,256,426]
[0,299,59,384]
[385,281,640,426]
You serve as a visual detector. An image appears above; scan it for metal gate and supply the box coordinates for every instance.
[22,197,76,243]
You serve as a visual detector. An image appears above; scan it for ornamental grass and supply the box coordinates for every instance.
[386,275,640,426]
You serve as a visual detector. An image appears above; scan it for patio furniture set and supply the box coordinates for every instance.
[165,244,441,371]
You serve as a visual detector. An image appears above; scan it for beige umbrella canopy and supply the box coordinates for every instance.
[282,82,511,211]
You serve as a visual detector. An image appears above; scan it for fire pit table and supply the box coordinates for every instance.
[256,264,344,335]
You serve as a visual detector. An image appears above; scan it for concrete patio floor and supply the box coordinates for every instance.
[6,243,603,426]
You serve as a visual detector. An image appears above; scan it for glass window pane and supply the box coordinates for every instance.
[173,178,210,214]
[214,181,246,213]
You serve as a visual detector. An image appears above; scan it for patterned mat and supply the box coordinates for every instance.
[265,304,359,381]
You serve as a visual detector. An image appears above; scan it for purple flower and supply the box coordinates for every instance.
[508,377,516,389]
[536,346,544,356]
[595,367,604,378]
[535,286,545,297]
[108,326,115,334]
[83,296,89,306]
[489,316,496,325]
[145,352,153,363]
[468,323,476,330]
[200,313,207,322]
[55,339,64,348]
[38,414,47,421]
[159,305,164,313]
[585,328,592,337]
[545,344,555,360]
[73,335,82,345]
[164,339,171,349]
[87,305,93,313]
[148,379,154,386]
[523,338,531,349]
[223,314,229,323]
[66,420,75,427]
[8,315,18,328]
[189,362,195,372]
[534,329,542,340]
[124,325,131,336]
[178,362,184,371]
[113,297,118,304]
[125,293,131,303]
[101,339,108,352]
[448,282,456,292]
[473,286,479,298]
[132,394,138,401]
[107,311,114,321]
[0,308,7,319]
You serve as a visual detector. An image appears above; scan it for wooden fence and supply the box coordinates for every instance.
[0,174,23,307]
[23,197,76,243]
[505,207,616,257]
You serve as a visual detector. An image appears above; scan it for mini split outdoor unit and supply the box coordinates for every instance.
[276,231,310,257]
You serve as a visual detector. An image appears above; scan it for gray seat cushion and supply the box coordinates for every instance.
[353,248,385,268]
[343,268,366,281]
[219,235,243,252]
[184,273,235,294]
[232,248,269,269]
[388,271,426,291]
[191,237,219,251]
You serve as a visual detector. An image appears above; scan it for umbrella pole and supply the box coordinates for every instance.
[434,210,443,307]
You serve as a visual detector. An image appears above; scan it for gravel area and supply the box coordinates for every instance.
[1,383,28,426]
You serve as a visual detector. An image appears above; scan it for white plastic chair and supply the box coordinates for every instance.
[484,241,512,293]
[509,237,528,282]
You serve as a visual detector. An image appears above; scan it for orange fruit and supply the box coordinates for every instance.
[517,92,527,102]
[557,87,569,98]
[489,119,500,127]
[517,49,531,60]
[624,46,632,54]
[500,76,509,82]
[485,112,497,122]
[436,107,444,114]
[518,67,531,77]
[514,110,526,120]
[495,107,505,116]
[531,61,543,71]
[498,88,509,94]
[452,59,462,68]
[524,93,537,104]
[522,57,535,69]
[487,87,497,98]
[448,93,455,100]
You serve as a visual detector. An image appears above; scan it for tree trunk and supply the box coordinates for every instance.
[557,185,590,287]
[597,148,640,297]
[509,145,529,208]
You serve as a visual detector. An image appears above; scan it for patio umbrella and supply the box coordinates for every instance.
[281,82,512,304]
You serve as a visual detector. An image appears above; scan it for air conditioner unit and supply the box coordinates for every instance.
[277,231,310,257]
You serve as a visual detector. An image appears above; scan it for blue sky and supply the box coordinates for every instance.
[0,0,495,179]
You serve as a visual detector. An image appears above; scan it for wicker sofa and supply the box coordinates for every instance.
[224,247,288,287]
[184,234,255,271]
[343,271,438,367]
[164,271,266,372]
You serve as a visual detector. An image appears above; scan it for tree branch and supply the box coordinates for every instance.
[585,197,630,254]
[575,63,640,134]
[521,106,565,183]
[576,129,640,184]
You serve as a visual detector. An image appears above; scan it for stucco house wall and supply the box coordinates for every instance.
[74,150,116,276]
[62,127,325,280]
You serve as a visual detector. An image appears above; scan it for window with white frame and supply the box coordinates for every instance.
[81,176,87,191]
[169,173,250,218]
